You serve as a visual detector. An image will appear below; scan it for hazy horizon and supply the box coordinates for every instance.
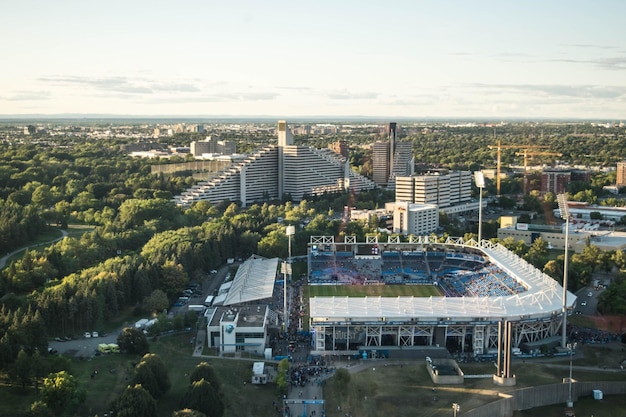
[2,1,626,120]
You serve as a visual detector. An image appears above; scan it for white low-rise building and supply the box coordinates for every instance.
[392,201,439,235]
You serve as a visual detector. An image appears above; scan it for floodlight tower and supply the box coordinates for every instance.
[474,172,485,243]
[557,194,570,349]
[566,342,577,408]
[284,225,296,336]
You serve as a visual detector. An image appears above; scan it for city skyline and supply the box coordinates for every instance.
[2,1,626,120]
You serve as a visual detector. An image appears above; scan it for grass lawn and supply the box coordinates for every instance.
[513,395,626,416]
[308,284,441,297]
[323,355,626,417]
[2,334,625,417]
[0,382,39,416]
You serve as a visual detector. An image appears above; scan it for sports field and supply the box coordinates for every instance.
[307,284,442,297]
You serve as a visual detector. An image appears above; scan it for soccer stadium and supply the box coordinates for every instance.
[307,235,576,357]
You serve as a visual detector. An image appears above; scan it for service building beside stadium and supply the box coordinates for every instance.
[307,235,576,357]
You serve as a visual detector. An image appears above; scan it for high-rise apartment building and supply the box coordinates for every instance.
[372,123,412,189]
[328,140,349,158]
[190,136,236,157]
[175,121,376,207]
[541,170,571,195]
[617,161,626,188]
[395,172,472,208]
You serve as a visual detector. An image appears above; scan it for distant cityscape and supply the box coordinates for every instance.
[4,118,626,244]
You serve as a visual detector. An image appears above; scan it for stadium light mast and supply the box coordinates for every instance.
[566,342,577,408]
[474,171,485,244]
[284,225,295,336]
[557,194,570,349]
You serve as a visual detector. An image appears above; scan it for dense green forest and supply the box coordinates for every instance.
[1,121,626,415]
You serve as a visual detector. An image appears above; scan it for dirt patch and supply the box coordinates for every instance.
[589,315,626,333]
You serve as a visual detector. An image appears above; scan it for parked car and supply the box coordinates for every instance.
[91,331,99,338]
[84,332,91,338]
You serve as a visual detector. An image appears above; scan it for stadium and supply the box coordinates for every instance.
[306,235,576,358]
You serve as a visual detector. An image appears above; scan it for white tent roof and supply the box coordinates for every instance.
[223,256,279,306]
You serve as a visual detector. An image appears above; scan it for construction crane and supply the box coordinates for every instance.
[487,139,548,197]
[515,150,562,194]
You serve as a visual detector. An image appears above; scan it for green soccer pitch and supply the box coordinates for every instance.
[307,284,442,297]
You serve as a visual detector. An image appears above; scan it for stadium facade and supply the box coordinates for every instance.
[174,121,376,207]
[307,235,576,356]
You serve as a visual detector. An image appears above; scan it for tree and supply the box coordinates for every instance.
[275,358,290,394]
[10,349,33,388]
[159,260,189,299]
[29,401,54,417]
[189,362,220,390]
[180,378,224,417]
[40,371,78,416]
[143,289,169,314]
[111,384,157,417]
[32,185,54,209]
[117,327,149,355]
[173,409,207,417]
[543,259,562,281]
[524,237,549,268]
[133,353,170,399]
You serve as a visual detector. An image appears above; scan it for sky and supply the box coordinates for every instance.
[2,0,626,120]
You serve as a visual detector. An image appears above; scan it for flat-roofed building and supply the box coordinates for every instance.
[392,201,439,235]
[396,171,471,208]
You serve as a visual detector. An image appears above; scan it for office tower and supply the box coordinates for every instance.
[372,123,412,189]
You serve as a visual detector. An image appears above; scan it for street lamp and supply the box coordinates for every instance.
[557,194,570,349]
[474,171,485,243]
[452,403,460,417]
[566,342,577,407]
[284,225,295,336]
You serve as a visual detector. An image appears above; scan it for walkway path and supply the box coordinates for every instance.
[0,229,68,269]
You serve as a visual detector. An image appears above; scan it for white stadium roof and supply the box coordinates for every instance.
[223,256,279,306]
[309,238,576,323]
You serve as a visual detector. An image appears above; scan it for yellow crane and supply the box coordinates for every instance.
[487,139,548,196]
[515,150,562,194]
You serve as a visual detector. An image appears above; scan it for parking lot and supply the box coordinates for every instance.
[48,331,120,358]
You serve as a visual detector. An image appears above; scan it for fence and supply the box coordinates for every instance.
[461,381,626,417]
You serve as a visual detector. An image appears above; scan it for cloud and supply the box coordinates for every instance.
[561,43,619,50]
[468,83,626,100]
[326,90,378,100]
[39,75,209,95]
[40,75,153,94]
[1,91,52,101]
[37,75,278,102]
[549,55,626,71]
